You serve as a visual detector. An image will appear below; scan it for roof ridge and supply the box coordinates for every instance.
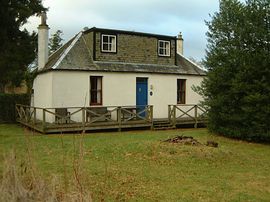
[83,27,177,39]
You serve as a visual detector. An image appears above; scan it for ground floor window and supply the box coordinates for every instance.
[90,76,102,105]
[177,79,186,104]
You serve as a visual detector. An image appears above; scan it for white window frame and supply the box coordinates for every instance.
[101,34,116,53]
[158,40,170,57]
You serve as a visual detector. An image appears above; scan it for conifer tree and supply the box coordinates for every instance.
[199,0,270,141]
[49,30,63,54]
[0,0,46,92]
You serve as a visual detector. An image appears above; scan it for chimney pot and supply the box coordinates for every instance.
[40,11,47,26]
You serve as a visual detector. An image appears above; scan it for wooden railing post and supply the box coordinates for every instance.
[27,107,31,122]
[15,104,19,121]
[173,105,176,128]
[117,107,122,132]
[33,108,36,125]
[150,105,154,130]
[194,105,198,128]
[82,107,85,132]
[42,109,46,133]
[168,105,171,122]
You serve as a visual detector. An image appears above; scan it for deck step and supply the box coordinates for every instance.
[153,120,174,130]
[153,126,174,130]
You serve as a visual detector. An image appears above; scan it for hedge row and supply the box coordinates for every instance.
[0,93,30,123]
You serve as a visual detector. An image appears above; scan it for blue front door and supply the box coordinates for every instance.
[136,78,148,117]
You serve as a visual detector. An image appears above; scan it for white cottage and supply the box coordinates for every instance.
[32,14,206,127]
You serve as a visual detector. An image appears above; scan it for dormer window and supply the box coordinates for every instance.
[101,34,116,53]
[158,40,170,57]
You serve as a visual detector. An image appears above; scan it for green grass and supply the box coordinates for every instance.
[1,124,270,201]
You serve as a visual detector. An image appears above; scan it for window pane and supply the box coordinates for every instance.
[103,44,109,51]
[108,44,112,51]
[164,48,168,55]
[97,77,102,90]
[103,35,108,43]
[165,42,169,54]
[97,91,101,103]
[111,43,116,52]
[109,36,114,43]
[91,92,97,103]
[91,77,97,89]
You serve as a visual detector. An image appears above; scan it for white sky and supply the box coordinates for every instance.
[24,0,221,61]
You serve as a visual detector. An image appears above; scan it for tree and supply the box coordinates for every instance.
[49,30,64,54]
[198,0,270,141]
[0,0,46,92]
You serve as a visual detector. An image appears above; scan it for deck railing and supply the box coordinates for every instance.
[15,104,153,133]
[168,104,207,128]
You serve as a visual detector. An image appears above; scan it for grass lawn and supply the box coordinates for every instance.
[1,124,270,201]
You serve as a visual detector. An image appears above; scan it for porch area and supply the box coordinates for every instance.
[15,104,207,133]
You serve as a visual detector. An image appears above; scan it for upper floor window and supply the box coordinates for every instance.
[158,40,170,57]
[177,79,186,104]
[101,34,116,53]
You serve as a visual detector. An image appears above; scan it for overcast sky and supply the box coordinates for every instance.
[24,0,221,61]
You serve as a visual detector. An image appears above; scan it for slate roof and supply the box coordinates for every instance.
[40,28,206,76]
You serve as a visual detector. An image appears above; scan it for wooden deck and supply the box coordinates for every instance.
[16,104,207,133]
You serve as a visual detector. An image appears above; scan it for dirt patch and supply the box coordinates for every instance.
[163,136,203,146]
[163,136,219,147]
[206,140,219,148]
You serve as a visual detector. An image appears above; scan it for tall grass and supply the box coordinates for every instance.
[0,130,92,202]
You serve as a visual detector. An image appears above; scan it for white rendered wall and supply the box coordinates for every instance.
[32,72,53,122]
[33,72,53,108]
[50,71,204,119]
[52,71,90,107]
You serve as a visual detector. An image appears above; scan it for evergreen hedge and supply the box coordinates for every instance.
[0,93,30,123]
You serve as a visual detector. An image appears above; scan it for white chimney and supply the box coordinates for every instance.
[38,12,49,70]
[177,32,184,55]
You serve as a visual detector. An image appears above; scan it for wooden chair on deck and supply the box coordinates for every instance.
[86,107,111,122]
[55,108,70,124]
